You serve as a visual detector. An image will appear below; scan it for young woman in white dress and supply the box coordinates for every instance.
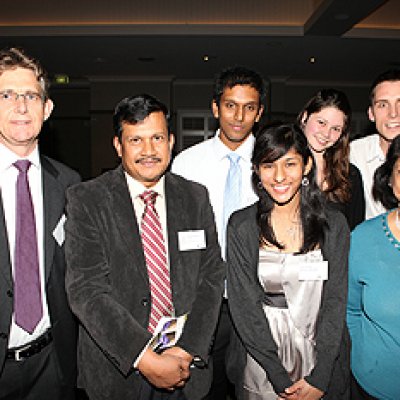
[226,123,350,400]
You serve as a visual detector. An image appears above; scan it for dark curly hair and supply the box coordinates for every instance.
[113,94,169,141]
[212,66,266,107]
[373,135,400,209]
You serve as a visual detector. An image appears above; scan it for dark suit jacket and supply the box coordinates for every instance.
[0,155,80,389]
[65,166,225,400]
[226,205,350,399]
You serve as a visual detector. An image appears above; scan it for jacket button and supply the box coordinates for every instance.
[141,298,149,306]
[6,290,13,297]
[0,332,8,339]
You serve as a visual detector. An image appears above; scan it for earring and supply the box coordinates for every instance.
[301,176,309,186]
[257,181,264,190]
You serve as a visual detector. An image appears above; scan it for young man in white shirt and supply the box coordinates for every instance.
[172,66,265,400]
[350,69,400,219]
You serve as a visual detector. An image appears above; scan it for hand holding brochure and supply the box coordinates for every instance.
[148,314,187,353]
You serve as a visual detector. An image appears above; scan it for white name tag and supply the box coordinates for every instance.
[53,214,66,246]
[298,261,328,281]
[178,230,206,251]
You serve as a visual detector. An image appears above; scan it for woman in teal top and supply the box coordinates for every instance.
[347,135,400,400]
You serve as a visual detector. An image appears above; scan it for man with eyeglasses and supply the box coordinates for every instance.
[0,47,80,399]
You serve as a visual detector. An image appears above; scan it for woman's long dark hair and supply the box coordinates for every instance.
[373,135,400,209]
[252,123,327,254]
[297,89,352,203]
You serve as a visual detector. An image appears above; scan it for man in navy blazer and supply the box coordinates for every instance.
[65,94,225,400]
[0,48,80,399]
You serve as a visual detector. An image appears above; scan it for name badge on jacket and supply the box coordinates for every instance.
[178,230,206,251]
[298,261,328,281]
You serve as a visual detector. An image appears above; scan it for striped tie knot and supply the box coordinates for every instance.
[140,190,157,206]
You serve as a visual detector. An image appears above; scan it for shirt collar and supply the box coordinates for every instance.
[366,133,385,163]
[124,172,166,201]
[0,143,40,173]
[212,129,255,162]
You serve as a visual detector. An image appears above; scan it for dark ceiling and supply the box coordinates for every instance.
[0,0,399,84]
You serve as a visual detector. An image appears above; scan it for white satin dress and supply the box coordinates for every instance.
[243,249,324,400]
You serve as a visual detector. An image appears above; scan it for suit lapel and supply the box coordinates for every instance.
[41,156,65,283]
[108,166,148,284]
[0,195,12,288]
[164,173,188,292]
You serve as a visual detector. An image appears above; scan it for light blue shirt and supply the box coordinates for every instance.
[171,130,257,258]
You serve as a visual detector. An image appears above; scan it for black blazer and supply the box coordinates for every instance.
[0,155,80,388]
[65,166,225,400]
[226,204,350,399]
[326,163,365,231]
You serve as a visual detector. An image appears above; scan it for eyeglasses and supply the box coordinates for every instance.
[0,90,44,105]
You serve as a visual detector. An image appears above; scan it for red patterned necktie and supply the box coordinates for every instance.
[140,190,173,333]
[14,160,43,333]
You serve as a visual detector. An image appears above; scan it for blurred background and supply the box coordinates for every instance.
[1,0,399,179]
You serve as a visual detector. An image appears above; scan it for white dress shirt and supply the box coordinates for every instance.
[125,173,170,267]
[350,133,386,219]
[0,144,51,348]
[171,130,258,258]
